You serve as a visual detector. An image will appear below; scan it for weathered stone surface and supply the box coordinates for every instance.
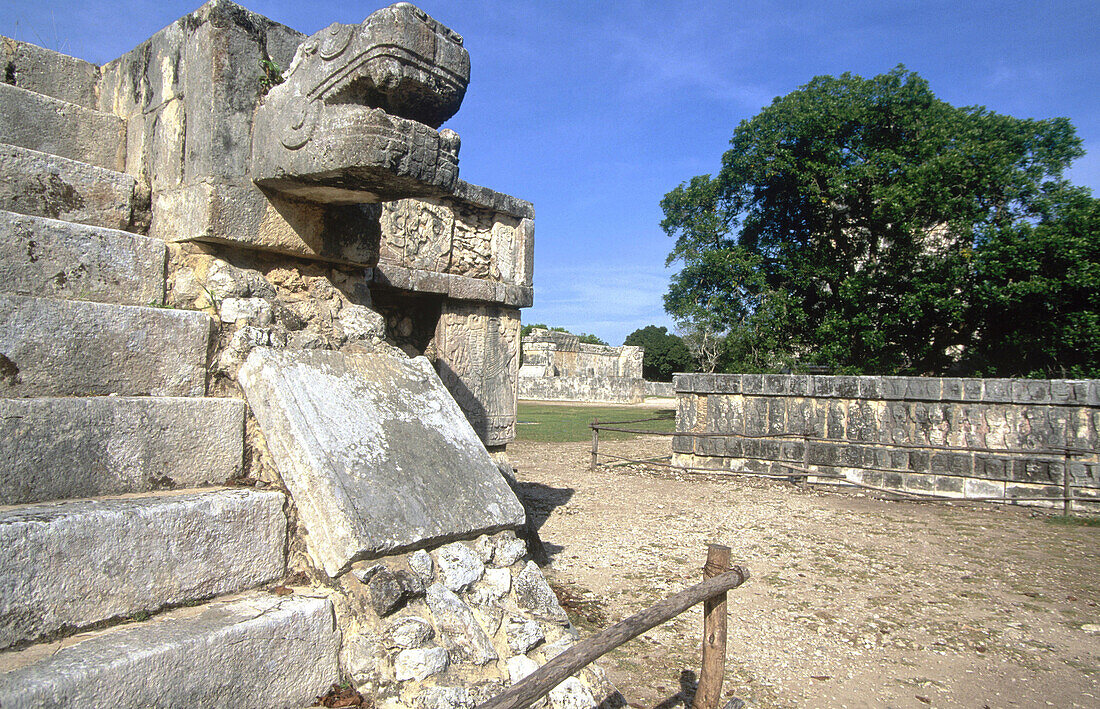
[0,293,212,397]
[435,303,521,446]
[151,182,382,265]
[0,396,244,505]
[418,686,475,709]
[0,210,164,306]
[0,593,339,707]
[367,567,424,617]
[452,180,535,221]
[506,616,545,655]
[549,677,597,709]
[395,647,449,681]
[519,330,645,404]
[0,489,286,650]
[409,549,435,582]
[386,617,434,649]
[371,262,534,307]
[507,655,540,685]
[494,537,528,567]
[425,583,498,665]
[436,542,485,592]
[251,4,469,203]
[0,147,140,231]
[1,37,99,109]
[237,348,525,576]
[0,82,124,170]
[514,562,570,625]
[470,568,512,608]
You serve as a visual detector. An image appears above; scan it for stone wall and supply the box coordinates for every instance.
[672,374,1100,506]
[517,329,645,403]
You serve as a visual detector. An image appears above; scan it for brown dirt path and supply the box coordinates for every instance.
[508,436,1100,709]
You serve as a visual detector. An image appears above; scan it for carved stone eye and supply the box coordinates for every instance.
[319,23,353,60]
[279,98,319,150]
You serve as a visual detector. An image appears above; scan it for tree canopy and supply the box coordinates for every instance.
[623,325,694,381]
[661,66,1095,377]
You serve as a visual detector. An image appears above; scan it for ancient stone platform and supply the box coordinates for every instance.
[238,347,525,576]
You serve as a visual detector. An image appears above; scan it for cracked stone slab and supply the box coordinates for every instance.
[0,489,287,650]
[0,293,212,397]
[237,348,525,576]
[0,82,125,170]
[0,147,140,231]
[0,209,164,306]
[0,396,244,506]
[0,592,339,708]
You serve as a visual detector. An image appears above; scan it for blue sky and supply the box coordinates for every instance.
[6,1,1098,345]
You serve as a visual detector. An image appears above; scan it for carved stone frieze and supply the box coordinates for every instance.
[251,3,469,203]
[434,304,520,446]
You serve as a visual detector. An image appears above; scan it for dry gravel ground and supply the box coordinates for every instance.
[508,436,1100,709]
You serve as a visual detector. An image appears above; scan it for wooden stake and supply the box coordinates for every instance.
[590,418,599,470]
[692,545,731,709]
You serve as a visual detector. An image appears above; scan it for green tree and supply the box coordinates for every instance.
[966,186,1100,378]
[623,325,695,381]
[661,66,1087,376]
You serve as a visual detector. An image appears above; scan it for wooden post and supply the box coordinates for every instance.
[692,545,731,709]
[590,418,599,470]
[1063,450,1072,516]
[474,565,750,709]
[801,434,811,489]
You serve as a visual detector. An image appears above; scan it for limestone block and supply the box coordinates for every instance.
[0,210,164,306]
[418,686,475,709]
[0,593,339,708]
[435,303,521,446]
[395,647,449,681]
[0,82,125,170]
[549,677,597,709]
[1,36,99,108]
[470,568,511,606]
[408,549,435,582]
[514,562,570,625]
[506,616,545,655]
[425,583,498,665]
[436,542,485,592]
[507,655,540,685]
[0,396,243,505]
[0,146,139,231]
[367,566,424,617]
[0,294,212,397]
[237,348,525,577]
[0,489,287,650]
[151,181,382,265]
[386,617,434,649]
[493,537,528,567]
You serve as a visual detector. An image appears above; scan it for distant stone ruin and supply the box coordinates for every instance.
[0,4,619,707]
[518,328,647,403]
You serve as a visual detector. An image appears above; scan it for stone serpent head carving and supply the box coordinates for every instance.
[252,3,469,204]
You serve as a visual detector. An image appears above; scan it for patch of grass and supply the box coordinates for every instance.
[1044,515,1100,527]
[515,402,675,443]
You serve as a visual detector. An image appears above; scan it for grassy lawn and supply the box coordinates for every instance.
[515,401,676,442]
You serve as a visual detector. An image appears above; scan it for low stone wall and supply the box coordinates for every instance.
[672,374,1100,506]
[644,381,675,398]
[518,375,645,404]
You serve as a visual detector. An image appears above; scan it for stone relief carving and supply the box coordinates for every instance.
[251,3,469,203]
[434,304,520,446]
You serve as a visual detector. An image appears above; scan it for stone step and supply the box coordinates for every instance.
[0,293,212,397]
[0,145,143,231]
[1,37,100,110]
[0,82,125,171]
[0,396,244,506]
[0,488,288,650]
[0,592,339,708]
[0,209,164,306]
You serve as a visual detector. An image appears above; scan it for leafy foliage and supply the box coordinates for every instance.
[661,66,1092,376]
[623,325,695,381]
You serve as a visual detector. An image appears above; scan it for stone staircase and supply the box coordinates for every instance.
[0,42,339,707]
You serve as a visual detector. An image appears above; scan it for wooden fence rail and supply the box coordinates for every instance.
[475,545,749,709]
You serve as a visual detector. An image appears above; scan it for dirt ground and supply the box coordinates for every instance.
[508,436,1100,709]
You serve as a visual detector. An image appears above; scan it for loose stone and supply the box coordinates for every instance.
[395,647,449,681]
[514,561,569,624]
[436,542,485,592]
[386,617,434,649]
